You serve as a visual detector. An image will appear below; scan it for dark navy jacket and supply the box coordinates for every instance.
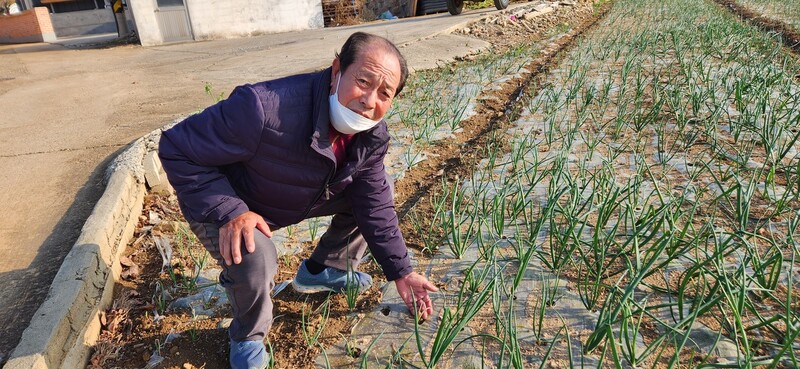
[158,68,412,280]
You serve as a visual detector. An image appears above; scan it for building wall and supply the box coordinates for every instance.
[185,0,323,41]
[0,7,56,43]
[50,8,135,37]
[127,0,161,46]
[129,0,324,47]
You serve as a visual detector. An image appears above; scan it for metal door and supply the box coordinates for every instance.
[154,0,193,43]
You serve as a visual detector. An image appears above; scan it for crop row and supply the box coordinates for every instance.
[385,0,800,367]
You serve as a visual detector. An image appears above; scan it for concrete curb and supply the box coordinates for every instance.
[2,128,167,369]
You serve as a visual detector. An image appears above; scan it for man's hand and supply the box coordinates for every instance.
[219,211,272,266]
[395,272,439,321]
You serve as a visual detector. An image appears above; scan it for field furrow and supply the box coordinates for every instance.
[399,0,800,366]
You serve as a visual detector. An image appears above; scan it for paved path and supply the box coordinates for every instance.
[0,5,515,362]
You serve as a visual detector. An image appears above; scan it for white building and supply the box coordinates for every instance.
[11,0,324,46]
[129,0,324,46]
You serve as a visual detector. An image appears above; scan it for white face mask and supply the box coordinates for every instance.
[329,72,382,134]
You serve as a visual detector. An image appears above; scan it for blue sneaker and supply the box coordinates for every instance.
[292,260,373,294]
[229,340,268,369]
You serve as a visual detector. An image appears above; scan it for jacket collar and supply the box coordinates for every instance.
[309,67,333,157]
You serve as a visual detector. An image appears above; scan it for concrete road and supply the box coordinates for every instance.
[0,5,512,362]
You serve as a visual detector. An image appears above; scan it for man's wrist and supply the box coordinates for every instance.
[384,256,413,281]
[214,198,250,227]
[393,270,413,282]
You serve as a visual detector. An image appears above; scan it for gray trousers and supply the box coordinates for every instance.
[189,176,392,342]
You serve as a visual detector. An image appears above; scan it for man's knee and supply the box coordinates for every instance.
[220,230,278,291]
[233,230,278,274]
[191,222,278,281]
[252,230,278,272]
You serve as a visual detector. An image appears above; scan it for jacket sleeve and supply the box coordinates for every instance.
[158,85,264,226]
[344,145,412,281]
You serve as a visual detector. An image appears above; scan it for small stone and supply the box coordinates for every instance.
[148,210,162,225]
[463,27,471,34]
[156,220,189,233]
[170,346,179,355]
[121,263,141,280]
[524,9,552,21]
[219,318,233,329]
[150,182,174,196]
[119,255,135,267]
[143,151,166,189]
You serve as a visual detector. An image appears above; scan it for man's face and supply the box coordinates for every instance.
[331,47,401,122]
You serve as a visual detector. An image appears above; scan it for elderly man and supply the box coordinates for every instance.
[159,32,438,369]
